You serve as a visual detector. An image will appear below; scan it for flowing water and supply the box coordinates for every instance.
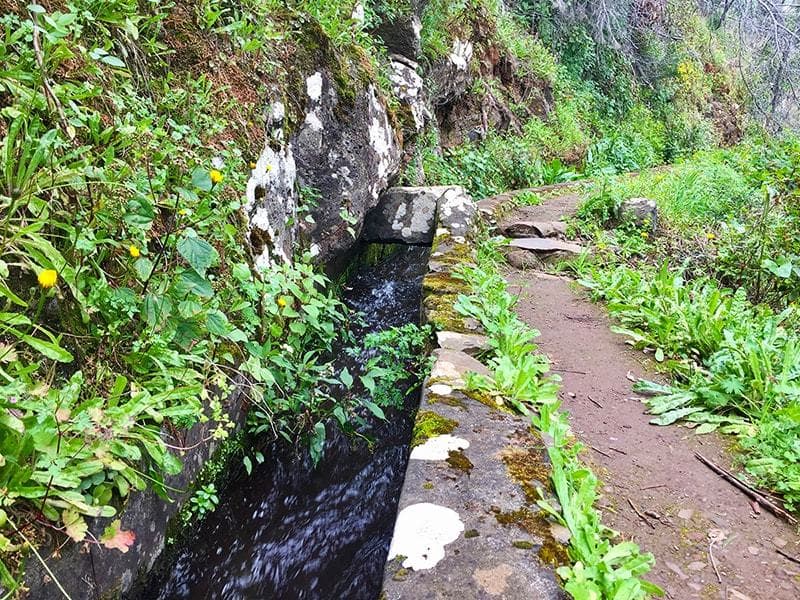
[134,245,429,600]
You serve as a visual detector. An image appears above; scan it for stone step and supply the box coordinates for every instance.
[498,220,567,239]
[506,237,584,269]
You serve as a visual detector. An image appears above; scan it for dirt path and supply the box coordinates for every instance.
[501,193,800,600]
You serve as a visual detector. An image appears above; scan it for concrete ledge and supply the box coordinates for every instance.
[381,186,568,599]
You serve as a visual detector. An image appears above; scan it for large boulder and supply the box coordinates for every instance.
[372,0,428,60]
[363,186,476,245]
[363,187,440,245]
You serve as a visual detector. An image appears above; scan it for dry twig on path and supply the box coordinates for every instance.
[627,498,656,529]
[587,395,604,409]
[776,548,800,566]
[694,452,798,526]
[590,445,612,458]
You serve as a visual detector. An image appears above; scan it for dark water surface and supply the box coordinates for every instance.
[135,245,429,600]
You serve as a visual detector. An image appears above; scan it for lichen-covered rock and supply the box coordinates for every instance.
[618,197,658,234]
[389,55,427,131]
[430,38,474,107]
[437,186,477,237]
[363,186,439,244]
[245,70,402,269]
[245,101,298,270]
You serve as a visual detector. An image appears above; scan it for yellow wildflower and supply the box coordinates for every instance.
[640,231,649,239]
[129,245,141,258]
[249,162,256,169]
[210,169,224,184]
[265,164,273,173]
[706,232,716,240]
[277,297,288,308]
[179,208,188,216]
[38,269,58,289]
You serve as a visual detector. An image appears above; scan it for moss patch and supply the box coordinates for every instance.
[423,292,472,332]
[446,449,474,474]
[494,507,570,567]
[512,540,535,550]
[461,387,513,413]
[427,392,466,408]
[423,271,472,296]
[392,567,410,582]
[501,445,552,503]
[411,410,459,447]
[464,529,480,539]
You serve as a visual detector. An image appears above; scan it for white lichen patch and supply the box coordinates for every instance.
[367,86,399,199]
[410,434,469,461]
[429,383,453,396]
[304,111,324,131]
[306,72,323,102]
[449,39,473,71]
[388,503,465,570]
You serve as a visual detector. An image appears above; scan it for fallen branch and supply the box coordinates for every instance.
[552,368,588,375]
[694,452,798,525]
[641,483,667,491]
[627,498,656,529]
[709,540,722,584]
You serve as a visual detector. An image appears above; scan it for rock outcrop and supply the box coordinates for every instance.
[246,70,402,270]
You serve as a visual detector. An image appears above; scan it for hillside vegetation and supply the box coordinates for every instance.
[0,0,797,597]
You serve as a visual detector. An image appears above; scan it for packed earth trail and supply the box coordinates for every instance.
[498,188,800,600]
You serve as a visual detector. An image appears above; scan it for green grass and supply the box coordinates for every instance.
[574,137,800,512]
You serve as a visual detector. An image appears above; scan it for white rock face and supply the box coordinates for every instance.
[449,39,473,71]
[388,58,426,130]
[410,434,469,461]
[244,100,297,269]
[388,503,465,570]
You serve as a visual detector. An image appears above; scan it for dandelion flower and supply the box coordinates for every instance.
[210,169,224,184]
[38,269,58,289]
[129,245,141,258]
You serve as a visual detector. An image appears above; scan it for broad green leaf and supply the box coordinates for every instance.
[177,233,216,276]
[191,167,212,192]
[175,269,213,298]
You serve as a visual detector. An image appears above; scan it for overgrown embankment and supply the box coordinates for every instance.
[0,1,424,595]
[412,0,744,199]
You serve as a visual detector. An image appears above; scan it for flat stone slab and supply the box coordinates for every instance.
[382,384,566,599]
[428,348,491,389]
[499,220,567,239]
[508,238,583,255]
[436,331,490,356]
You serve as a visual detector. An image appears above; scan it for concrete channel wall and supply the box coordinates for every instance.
[380,187,568,599]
